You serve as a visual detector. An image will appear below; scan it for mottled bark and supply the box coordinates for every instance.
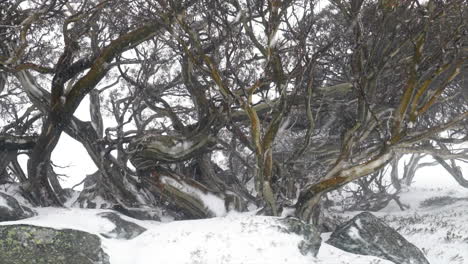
[22,13,179,206]
[129,132,217,168]
[141,167,245,219]
[16,71,159,207]
[0,135,37,151]
[295,151,394,221]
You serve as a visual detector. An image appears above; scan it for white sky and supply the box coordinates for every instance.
[412,162,463,188]
[17,97,96,190]
[53,96,97,189]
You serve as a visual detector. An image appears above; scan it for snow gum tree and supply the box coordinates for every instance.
[0,0,467,223]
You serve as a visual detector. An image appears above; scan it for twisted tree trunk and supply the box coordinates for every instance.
[295,151,394,222]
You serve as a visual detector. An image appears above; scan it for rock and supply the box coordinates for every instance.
[0,184,34,206]
[278,217,322,257]
[0,192,35,222]
[327,212,430,264]
[0,224,110,264]
[98,212,147,239]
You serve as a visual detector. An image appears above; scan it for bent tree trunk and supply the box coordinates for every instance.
[17,68,247,213]
[15,14,175,206]
[16,71,159,208]
[129,133,247,219]
[295,151,394,222]
[27,122,63,206]
[434,156,468,188]
[128,132,217,166]
[141,167,245,219]
[69,119,157,208]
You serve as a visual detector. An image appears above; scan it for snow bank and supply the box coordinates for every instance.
[0,208,391,264]
[3,185,464,264]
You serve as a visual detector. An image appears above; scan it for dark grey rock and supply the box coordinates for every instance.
[98,212,147,239]
[278,217,322,257]
[0,224,110,264]
[0,192,35,222]
[327,212,430,264]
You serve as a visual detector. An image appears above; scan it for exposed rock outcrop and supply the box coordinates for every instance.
[0,192,35,222]
[98,211,147,239]
[0,224,110,264]
[327,212,430,264]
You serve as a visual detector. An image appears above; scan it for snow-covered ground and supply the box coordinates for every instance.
[379,187,468,264]
[335,186,468,264]
[0,186,467,264]
[0,208,391,264]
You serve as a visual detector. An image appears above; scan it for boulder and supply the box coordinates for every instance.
[278,217,322,257]
[0,192,35,222]
[0,224,110,264]
[327,212,430,264]
[98,212,147,239]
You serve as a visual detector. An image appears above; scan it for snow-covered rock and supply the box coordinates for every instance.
[327,211,430,264]
[0,192,35,222]
[0,224,110,264]
[98,212,147,239]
